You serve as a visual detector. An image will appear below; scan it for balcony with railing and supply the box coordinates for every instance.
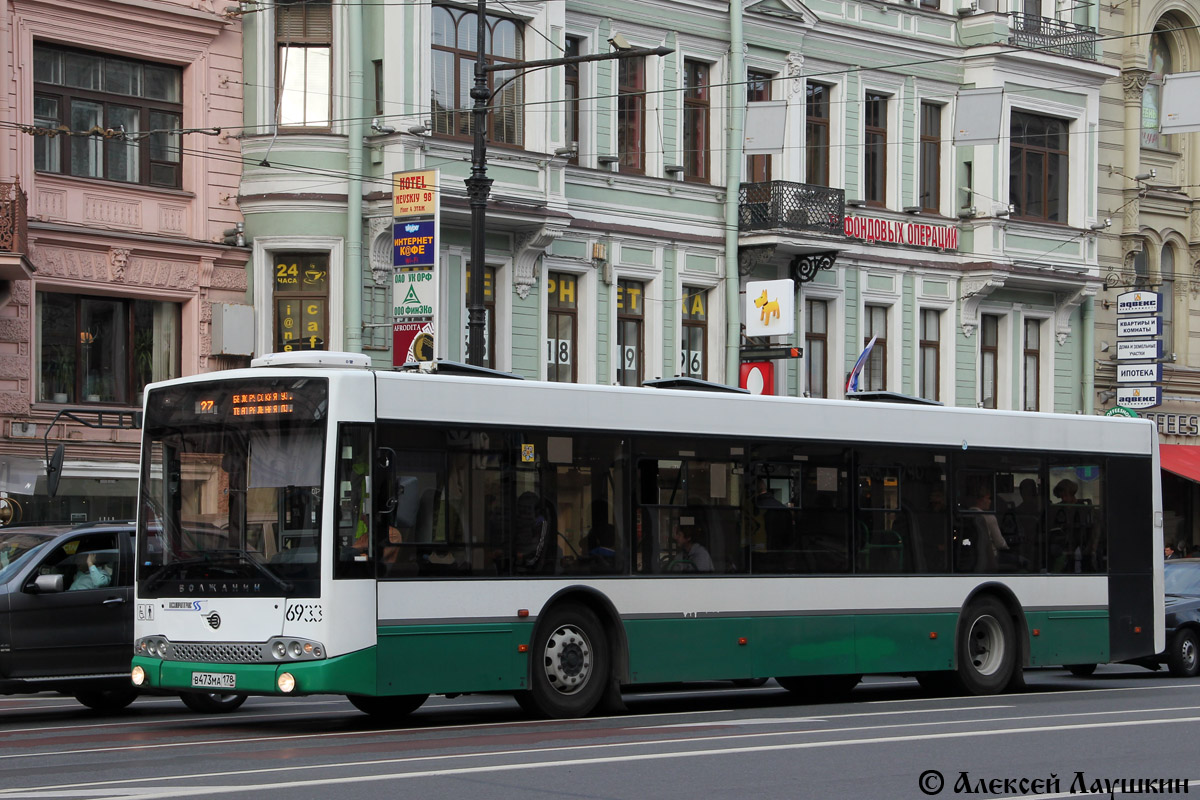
[738,181,846,237]
[0,179,32,291]
[1007,13,1098,60]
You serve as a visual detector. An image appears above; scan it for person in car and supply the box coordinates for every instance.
[69,552,112,591]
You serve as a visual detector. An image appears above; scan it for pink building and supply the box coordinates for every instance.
[0,0,247,525]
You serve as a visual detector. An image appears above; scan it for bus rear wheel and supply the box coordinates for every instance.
[347,693,428,717]
[519,603,609,719]
[776,674,860,702]
[955,597,1016,695]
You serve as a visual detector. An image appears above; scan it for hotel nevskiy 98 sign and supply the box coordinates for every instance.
[392,169,440,359]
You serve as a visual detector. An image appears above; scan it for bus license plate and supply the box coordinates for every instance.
[191,672,235,689]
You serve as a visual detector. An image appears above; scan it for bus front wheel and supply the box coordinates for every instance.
[955,597,1016,694]
[180,691,248,714]
[519,603,610,719]
[347,693,428,717]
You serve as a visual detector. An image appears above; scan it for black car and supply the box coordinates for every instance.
[1161,558,1200,677]
[0,521,246,713]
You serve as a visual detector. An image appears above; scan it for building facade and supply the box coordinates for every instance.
[236,0,1110,424]
[0,0,247,525]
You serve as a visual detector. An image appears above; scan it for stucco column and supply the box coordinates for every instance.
[1120,69,1150,236]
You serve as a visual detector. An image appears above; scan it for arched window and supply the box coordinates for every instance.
[1142,26,1172,149]
[1161,244,1175,352]
[431,5,524,145]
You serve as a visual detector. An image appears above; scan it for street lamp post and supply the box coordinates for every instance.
[463,0,672,366]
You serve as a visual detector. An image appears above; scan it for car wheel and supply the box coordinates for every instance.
[518,603,610,719]
[1167,629,1200,678]
[180,692,248,714]
[347,693,429,717]
[955,597,1016,695]
[1066,663,1097,677]
[74,688,139,712]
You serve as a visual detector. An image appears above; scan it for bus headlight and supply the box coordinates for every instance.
[131,666,145,686]
[278,672,296,693]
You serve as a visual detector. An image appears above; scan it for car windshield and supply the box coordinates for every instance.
[1164,561,1200,597]
[137,377,328,598]
[0,530,56,583]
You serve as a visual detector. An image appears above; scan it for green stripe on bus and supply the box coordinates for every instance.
[375,622,535,694]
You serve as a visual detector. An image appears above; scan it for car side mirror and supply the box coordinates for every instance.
[30,574,64,594]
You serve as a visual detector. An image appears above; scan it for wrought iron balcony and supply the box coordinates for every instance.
[739,181,845,237]
[0,179,28,255]
[1008,13,1098,61]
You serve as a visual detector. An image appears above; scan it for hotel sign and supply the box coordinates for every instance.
[843,215,959,251]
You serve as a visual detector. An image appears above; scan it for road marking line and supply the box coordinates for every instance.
[5,716,1200,800]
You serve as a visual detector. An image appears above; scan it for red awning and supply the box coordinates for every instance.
[1159,444,1200,483]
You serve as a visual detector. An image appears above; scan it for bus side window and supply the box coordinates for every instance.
[333,424,374,579]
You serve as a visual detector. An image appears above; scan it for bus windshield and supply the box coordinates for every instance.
[136,377,328,598]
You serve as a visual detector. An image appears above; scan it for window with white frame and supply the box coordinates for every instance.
[681,287,708,380]
[920,308,940,401]
[616,279,645,386]
[276,0,332,129]
[980,314,999,409]
[919,103,941,214]
[1023,317,1040,412]
[547,272,578,382]
[805,298,828,398]
[863,93,888,207]
[464,264,497,368]
[1009,111,1068,224]
[863,305,888,391]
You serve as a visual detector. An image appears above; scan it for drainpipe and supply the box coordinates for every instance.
[344,0,364,353]
[724,2,744,385]
[1082,295,1094,414]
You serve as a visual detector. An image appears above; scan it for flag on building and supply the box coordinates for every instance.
[845,336,877,394]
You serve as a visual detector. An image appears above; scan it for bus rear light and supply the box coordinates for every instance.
[278,672,296,693]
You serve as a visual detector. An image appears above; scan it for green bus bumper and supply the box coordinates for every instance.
[133,647,377,697]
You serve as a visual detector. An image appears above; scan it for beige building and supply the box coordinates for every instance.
[1096,0,1200,550]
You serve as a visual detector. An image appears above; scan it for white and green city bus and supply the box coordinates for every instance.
[131,352,1163,718]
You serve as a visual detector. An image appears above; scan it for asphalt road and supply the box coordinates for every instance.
[0,666,1198,799]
